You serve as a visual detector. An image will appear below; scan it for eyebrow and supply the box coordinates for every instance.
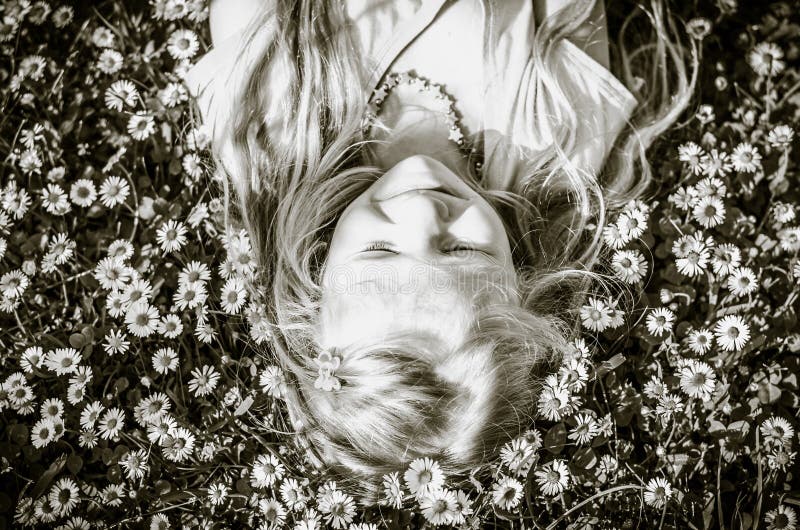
[350,251,499,266]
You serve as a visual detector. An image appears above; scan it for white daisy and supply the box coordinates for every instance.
[124,299,160,338]
[568,413,599,445]
[0,270,30,299]
[534,460,570,496]
[767,124,795,149]
[700,149,732,177]
[220,276,247,314]
[760,416,795,448]
[158,81,189,108]
[711,243,741,276]
[616,209,647,241]
[43,347,81,375]
[80,401,104,430]
[94,257,131,291]
[166,29,200,60]
[580,297,612,332]
[40,399,63,422]
[643,477,672,509]
[31,418,57,448]
[655,393,684,419]
[127,112,156,141]
[687,328,714,354]
[713,315,751,351]
[419,489,458,526]
[104,79,139,112]
[20,346,45,373]
[98,407,125,440]
[678,360,716,400]
[259,497,288,527]
[259,365,287,398]
[748,42,785,77]
[772,203,796,224]
[107,239,134,261]
[318,489,356,529]
[41,183,70,214]
[491,476,523,511]
[646,307,675,337]
[120,448,150,481]
[187,364,220,397]
[730,142,761,173]
[98,175,130,207]
[611,249,648,284]
[404,457,445,498]
[778,227,800,252]
[91,27,115,48]
[692,196,725,228]
[155,219,189,254]
[764,505,797,530]
[152,347,179,375]
[156,313,184,339]
[726,267,758,297]
[675,238,710,277]
[173,281,207,311]
[48,477,80,516]
[96,49,123,75]
[250,453,286,489]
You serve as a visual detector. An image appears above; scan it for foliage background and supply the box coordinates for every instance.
[0,0,798,529]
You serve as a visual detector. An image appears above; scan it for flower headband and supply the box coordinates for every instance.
[313,349,342,392]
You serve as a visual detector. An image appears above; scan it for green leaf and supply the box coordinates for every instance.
[31,454,67,499]
[544,423,567,454]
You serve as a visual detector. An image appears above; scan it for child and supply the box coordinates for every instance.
[185,0,696,505]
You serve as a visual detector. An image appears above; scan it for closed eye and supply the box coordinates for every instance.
[362,241,398,253]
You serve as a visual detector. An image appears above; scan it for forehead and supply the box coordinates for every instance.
[318,268,485,351]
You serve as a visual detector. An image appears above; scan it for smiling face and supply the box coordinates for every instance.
[318,154,519,352]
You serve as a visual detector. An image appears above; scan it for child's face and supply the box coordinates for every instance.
[319,154,517,350]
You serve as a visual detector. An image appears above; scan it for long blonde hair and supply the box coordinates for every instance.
[210,0,697,505]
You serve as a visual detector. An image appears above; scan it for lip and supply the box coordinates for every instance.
[376,184,459,202]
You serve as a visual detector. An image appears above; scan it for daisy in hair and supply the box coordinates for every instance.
[686,328,714,355]
[162,426,196,462]
[490,476,523,511]
[726,266,758,297]
[404,457,445,499]
[678,360,716,400]
[187,365,220,397]
[258,497,287,526]
[98,407,125,440]
[381,471,405,510]
[534,459,570,496]
[602,222,630,250]
[499,437,538,478]
[760,416,795,448]
[580,296,613,332]
[611,249,648,284]
[48,477,80,517]
[764,505,797,530]
[643,477,672,509]
[710,243,741,277]
[250,453,286,489]
[259,365,288,398]
[419,489,458,526]
[730,142,761,173]
[646,307,675,337]
[713,314,751,352]
[318,488,357,529]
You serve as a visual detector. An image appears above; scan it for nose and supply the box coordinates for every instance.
[378,189,457,225]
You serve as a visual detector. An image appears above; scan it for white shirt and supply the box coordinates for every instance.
[184,0,638,191]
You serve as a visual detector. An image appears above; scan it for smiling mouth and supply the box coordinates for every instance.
[380,185,459,201]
